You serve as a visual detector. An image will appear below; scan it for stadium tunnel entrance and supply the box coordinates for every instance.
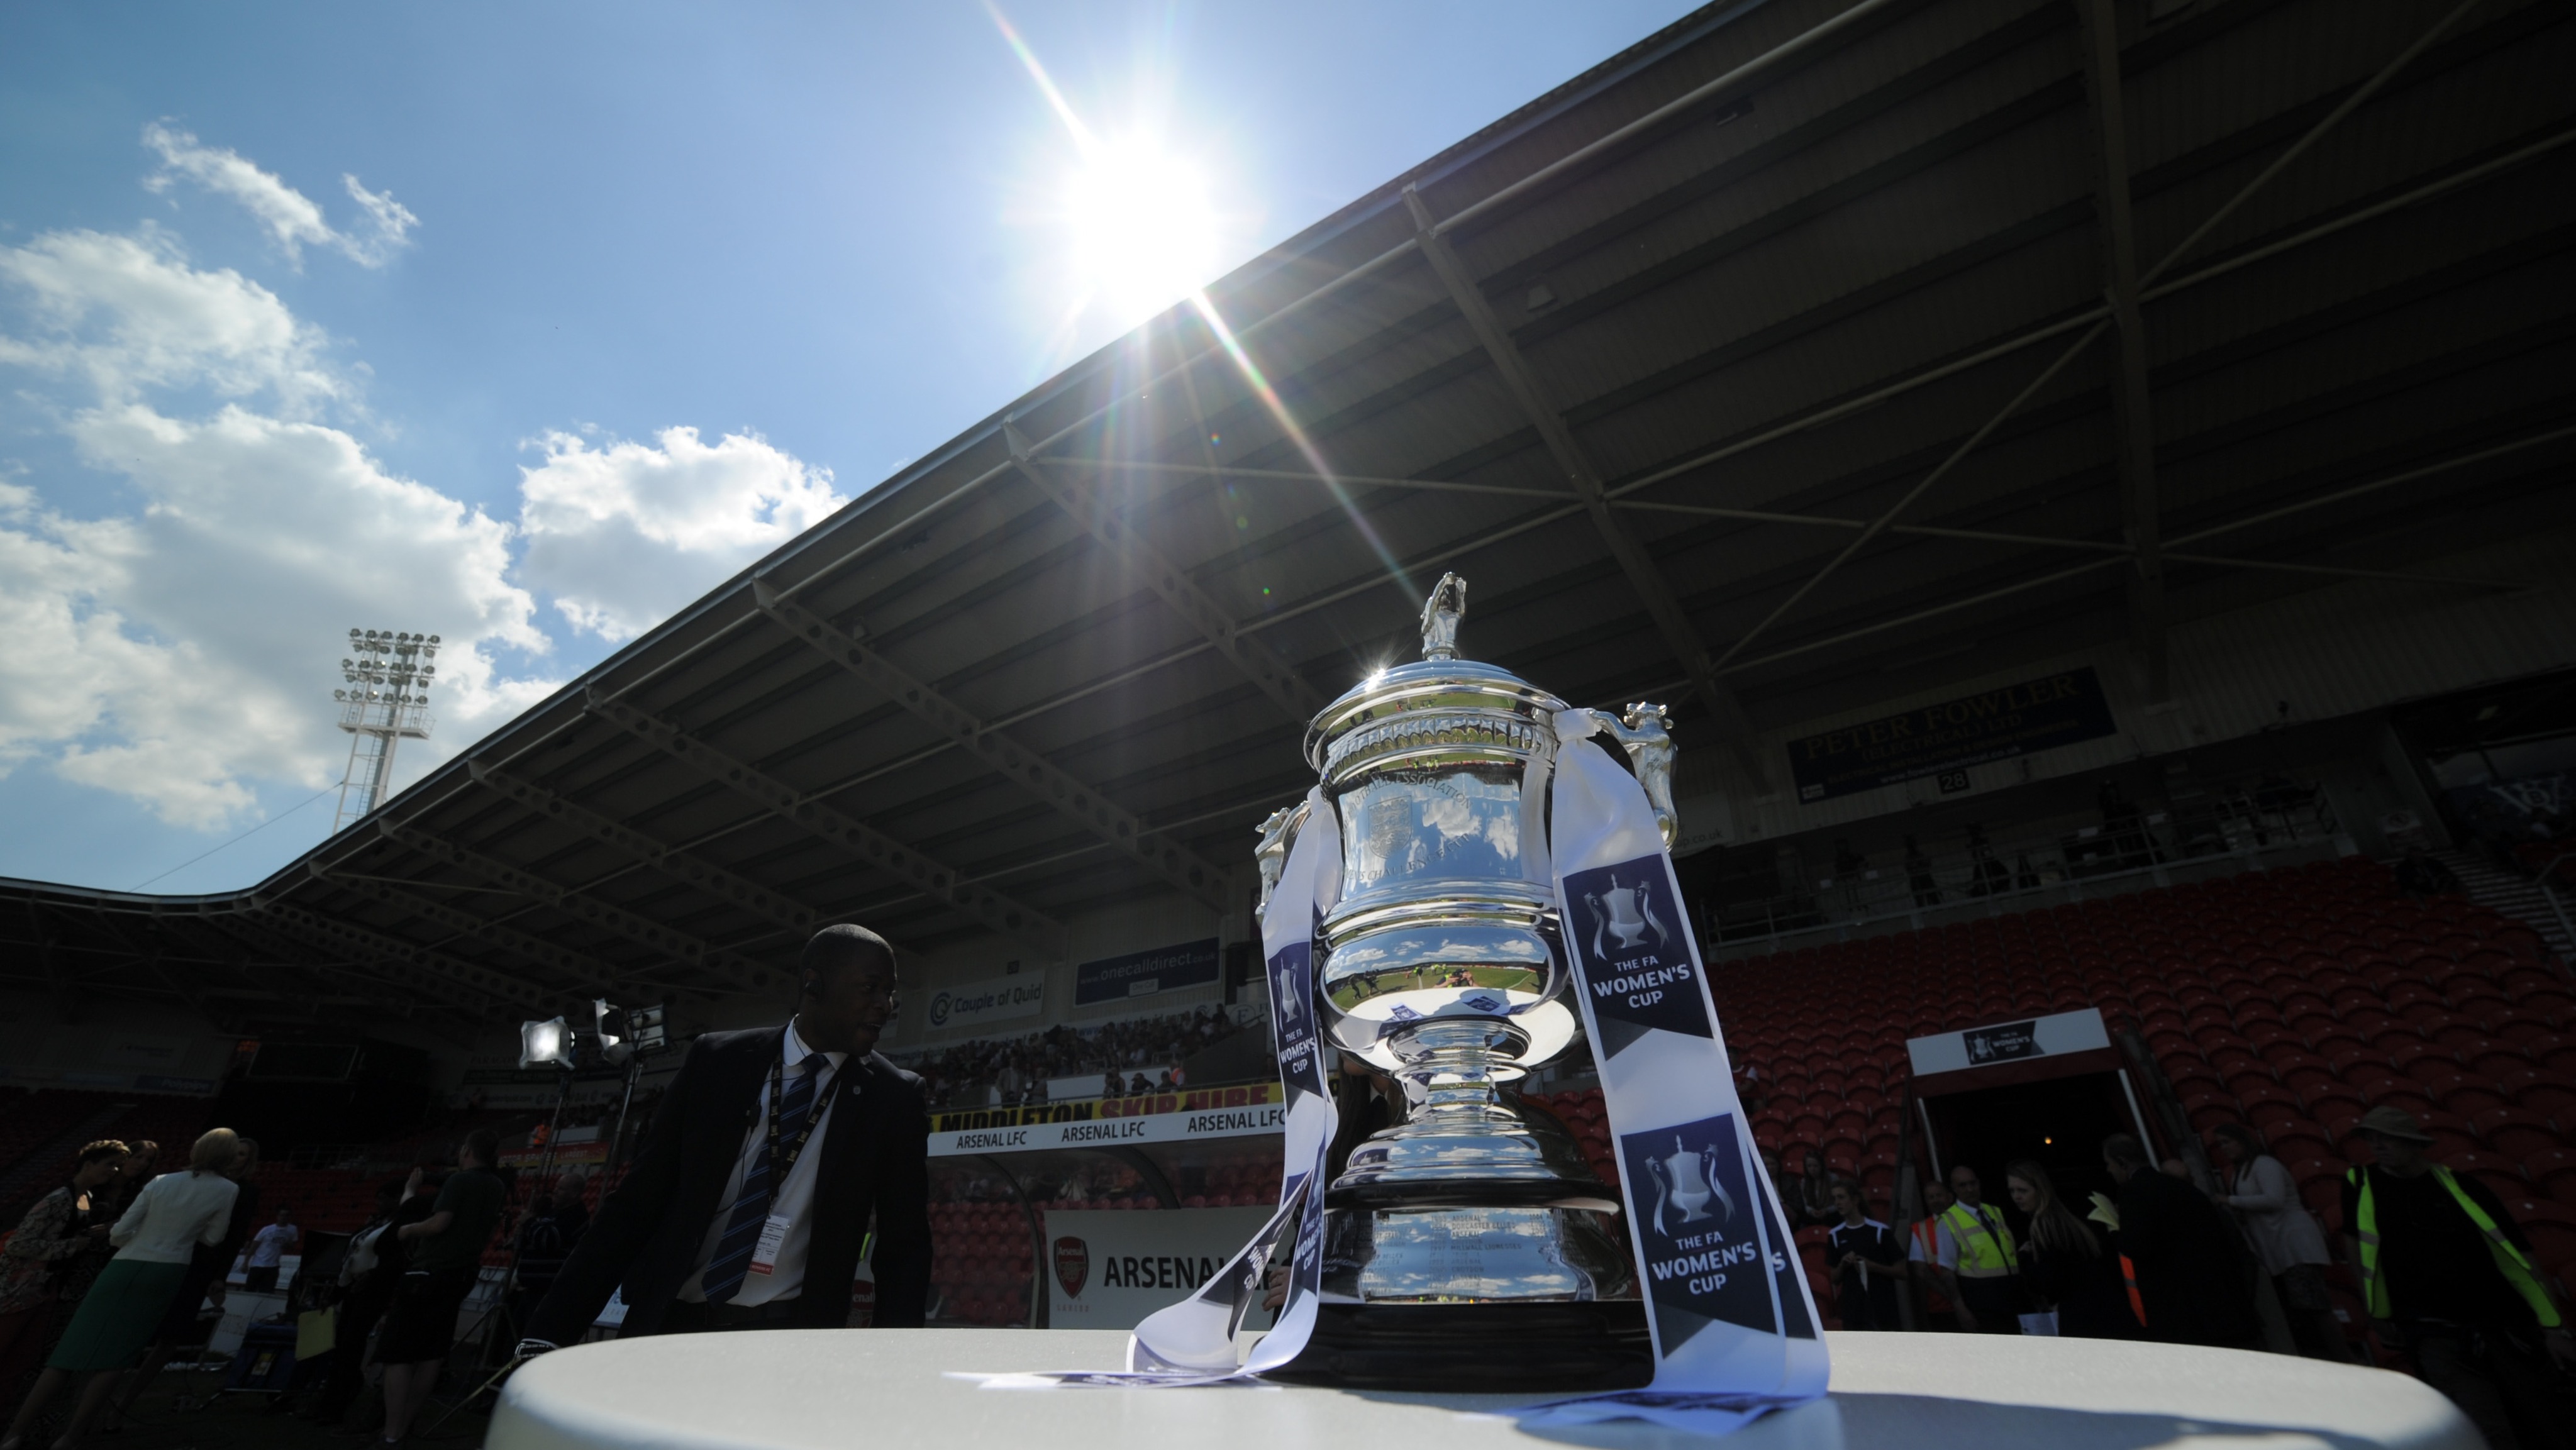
[1911,1009,2157,1236]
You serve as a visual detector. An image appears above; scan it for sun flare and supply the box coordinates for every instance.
[1062,132,1221,326]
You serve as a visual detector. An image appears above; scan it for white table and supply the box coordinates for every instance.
[489,1329,2476,1450]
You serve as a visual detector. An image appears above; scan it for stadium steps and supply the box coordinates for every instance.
[0,1100,138,1214]
[2433,850,2576,962]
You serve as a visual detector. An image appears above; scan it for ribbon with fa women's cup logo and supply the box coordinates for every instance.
[969,789,1342,1390]
[1124,786,1340,1377]
[1519,713,1828,1432]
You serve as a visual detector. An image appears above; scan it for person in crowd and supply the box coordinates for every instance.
[1127,1070,1152,1096]
[1100,1069,1124,1099]
[508,1193,568,1350]
[241,1206,297,1295]
[98,1144,157,1222]
[2100,1134,2259,1348]
[2341,1107,2571,1450]
[2394,850,2462,897]
[1824,1181,1902,1330]
[1904,1175,1959,1330]
[0,1144,126,1397]
[1795,1151,1836,1228]
[1904,835,1939,907]
[103,1136,264,1432]
[375,1129,508,1448]
[519,924,929,1357]
[1926,1165,2021,1334]
[304,1173,434,1427]
[552,1171,591,1249]
[2209,1123,2346,1361]
[1736,1060,1768,1114]
[2006,1159,2135,1339]
[1,1129,238,1450]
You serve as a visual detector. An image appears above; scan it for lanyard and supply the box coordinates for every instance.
[762,1055,838,1193]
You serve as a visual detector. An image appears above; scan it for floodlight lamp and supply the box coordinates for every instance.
[430,634,441,644]
[519,1016,572,1070]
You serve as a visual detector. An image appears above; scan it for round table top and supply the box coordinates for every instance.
[489,1328,2475,1450]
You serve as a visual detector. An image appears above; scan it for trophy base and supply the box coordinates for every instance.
[1269,1300,1653,1392]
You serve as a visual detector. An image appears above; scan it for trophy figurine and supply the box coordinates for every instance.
[1267,572,1674,1389]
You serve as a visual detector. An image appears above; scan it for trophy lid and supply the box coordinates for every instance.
[1304,573,1568,780]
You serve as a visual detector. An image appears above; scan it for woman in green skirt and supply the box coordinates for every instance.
[1,1129,240,1450]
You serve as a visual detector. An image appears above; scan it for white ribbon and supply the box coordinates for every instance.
[1533,711,1827,1427]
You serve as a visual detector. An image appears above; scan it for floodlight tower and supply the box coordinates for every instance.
[332,628,438,831]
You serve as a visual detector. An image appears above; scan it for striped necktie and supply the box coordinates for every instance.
[703,1052,827,1304]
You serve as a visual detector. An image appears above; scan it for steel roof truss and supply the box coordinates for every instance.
[1401,184,1772,787]
[466,760,821,941]
[2079,0,2167,702]
[751,581,1234,911]
[581,687,1068,956]
[308,864,628,1000]
[250,900,540,1014]
[1003,421,1328,726]
[370,817,782,994]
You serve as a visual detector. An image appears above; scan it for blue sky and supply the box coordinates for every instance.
[0,1,1702,895]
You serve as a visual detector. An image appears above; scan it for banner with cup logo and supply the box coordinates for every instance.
[1523,714,1827,1432]
[973,789,1341,1388]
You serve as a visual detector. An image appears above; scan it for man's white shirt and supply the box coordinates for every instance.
[677,1019,850,1306]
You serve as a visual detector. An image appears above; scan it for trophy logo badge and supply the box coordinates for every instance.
[1645,1134,1735,1238]
[1586,872,1670,958]
[1052,1236,1089,1298]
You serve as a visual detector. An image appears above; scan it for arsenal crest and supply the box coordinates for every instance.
[1052,1235,1089,1298]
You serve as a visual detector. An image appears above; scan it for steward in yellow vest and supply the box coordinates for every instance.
[2343,1107,2572,1450]
[1933,1166,2023,1334]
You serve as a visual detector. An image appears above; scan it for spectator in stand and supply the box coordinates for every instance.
[2006,1160,2135,1340]
[1737,1060,1768,1114]
[2394,850,2462,898]
[1926,1165,2021,1334]
[553,1171,591,1248]
[1823,1181,1902,1329]
[1904,834,1939,907]
[0,1143,127,1398]
[2,1129,239,1450]
[1905,1175,1958,1330]
[2341,1106,2572,1450]
[2209,1123,2346,1361]
[1128,1071,1151,1096]
[2099,1134,2259,1349]
[242,1207,299,1295]
[104,1137,264,1432]
[1795,1151,1836,1228]
[1101,1070,1124,1099]
[376,1130,508,1447]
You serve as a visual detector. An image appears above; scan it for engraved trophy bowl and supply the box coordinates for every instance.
[1266,573,1653,1390]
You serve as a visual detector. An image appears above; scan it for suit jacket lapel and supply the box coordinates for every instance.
[809,1051,879,1225]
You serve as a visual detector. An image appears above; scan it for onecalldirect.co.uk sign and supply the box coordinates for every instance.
[924,972,1048,1031]
[1786,667,2119,802]
[1072,939,1219,1005]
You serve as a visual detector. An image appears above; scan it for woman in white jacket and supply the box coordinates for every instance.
[2211,1122,2351,1362]
[1,1127,240,1450]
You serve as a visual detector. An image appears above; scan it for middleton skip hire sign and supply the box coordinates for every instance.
[1788,667,2119,802]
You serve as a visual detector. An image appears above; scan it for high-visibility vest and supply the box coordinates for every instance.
[1909,1219,1953,1310]
[1941,1201,2019,1278]
[2348,1165,2561,1329]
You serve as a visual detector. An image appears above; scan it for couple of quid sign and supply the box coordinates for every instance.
[982,577,1822,1434]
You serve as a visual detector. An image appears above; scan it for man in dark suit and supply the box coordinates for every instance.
[2101,1133,2259,1349]
[518,924,929,1349]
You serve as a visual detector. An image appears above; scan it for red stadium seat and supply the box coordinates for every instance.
[2525,1149,2576,1209]
[2473,1109,2562,1163]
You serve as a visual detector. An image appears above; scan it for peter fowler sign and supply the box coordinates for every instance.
[1788,667,2119,802]
[1073,939,1219,1005]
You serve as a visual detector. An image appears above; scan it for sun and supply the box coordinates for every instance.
[1062,131,1221,327]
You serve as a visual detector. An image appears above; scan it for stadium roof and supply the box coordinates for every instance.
[6,0,2570,1031]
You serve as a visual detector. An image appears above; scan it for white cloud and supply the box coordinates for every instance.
[516,426,846,642]
[143,123,416,269]
[0,228,343,410]
[0,221,550,829]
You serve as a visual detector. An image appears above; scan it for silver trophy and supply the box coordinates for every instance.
[1262,573,1675,1388]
